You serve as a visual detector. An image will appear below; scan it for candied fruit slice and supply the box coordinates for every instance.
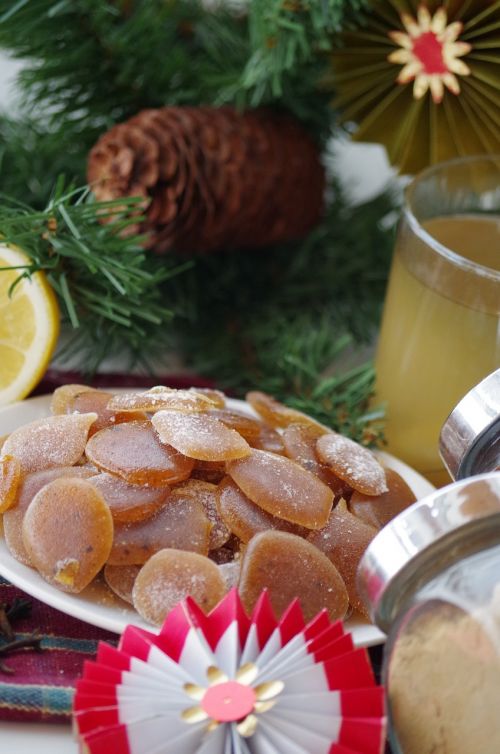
[246,391,327,431]
[107,387,217,413]
[51,384,146,434]
[282,423,352,497]
[247,424,285,454]
[108,495,211,565]
[191,459,227,484]
[2,413,97,474]
[316,433,388,496]
[207,408,264,442]
[103,563,141,604]
[89,472,170,523]
[0,455,21,513]
[50,383,91,413]
[22,478,113,593]
[152,410,251,461]
[348,468,417,529]
[3,466,96,566]
[191,388,226,408]
[239,531,348,621]
[308,499,378,618]
[132,549,226,626]
[219,560,240,591]
[217,476,308,542]
[171,479,230,549]
[226,449,333,529]
[85,421,194,487]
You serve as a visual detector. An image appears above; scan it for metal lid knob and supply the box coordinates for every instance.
[439,369,500,480]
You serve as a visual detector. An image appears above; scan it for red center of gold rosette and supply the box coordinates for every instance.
[412,31,448,75]
[201,680,257,722]
[387,6,472,103]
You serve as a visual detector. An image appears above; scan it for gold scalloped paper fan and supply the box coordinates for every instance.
[329,1,500,174]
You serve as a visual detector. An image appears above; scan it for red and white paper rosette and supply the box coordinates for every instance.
[74,589,386,754]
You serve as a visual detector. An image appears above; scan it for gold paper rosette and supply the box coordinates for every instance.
[330,1,500,174]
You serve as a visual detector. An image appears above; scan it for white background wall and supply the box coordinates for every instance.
[0,53,22,108]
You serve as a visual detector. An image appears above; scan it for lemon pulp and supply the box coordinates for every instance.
[0,244,60,404]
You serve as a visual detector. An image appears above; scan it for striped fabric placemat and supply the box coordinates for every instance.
[0,578,117,723]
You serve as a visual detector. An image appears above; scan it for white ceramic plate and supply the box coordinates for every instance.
[0,393,435,647]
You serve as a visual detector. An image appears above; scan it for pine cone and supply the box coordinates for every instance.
[87,106,325,253]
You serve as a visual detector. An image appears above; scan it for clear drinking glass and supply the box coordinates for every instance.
[374,156,500,486]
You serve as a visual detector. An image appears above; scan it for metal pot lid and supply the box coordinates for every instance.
[439,368,500,480]
[357,472,500,632]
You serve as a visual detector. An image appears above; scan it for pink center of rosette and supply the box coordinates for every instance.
[201,681,257,722]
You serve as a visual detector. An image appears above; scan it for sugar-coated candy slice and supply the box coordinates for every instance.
[152,410,251,461]
[0,434,10,451]
[106,387,217,413]
[247,423,286,454]
[50,384,146,435]
[22,478,113,593]
[2,413,97,474]
[349,468,417,530]
[308,499,378,617]
[0,455,21,513]
[103,564,141,604]
[207,408,264,442]
[132,549,226,626]
[239,531,348,621]
[3,466,96,566]
[89,472,171,523]
[218,560,241,591]
[191,459,227,484]
[316,432,388,496]
[170,479,230,549]
[50,383,90,413]
[246,391,327,431]
[217,476,308,542]
[282,423,352,497]
[107,495,211,565]
[85,421,194,487]
[190,387,226,408]
[226,449,334,529]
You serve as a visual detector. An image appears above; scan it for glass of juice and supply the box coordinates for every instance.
[374,155,500,487]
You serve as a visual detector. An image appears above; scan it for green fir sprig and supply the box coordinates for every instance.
[175,183,396,440]
[0,182,191,372]
[0,0,364,178]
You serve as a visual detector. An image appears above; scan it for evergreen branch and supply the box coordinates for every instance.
[0,1,249,144]
[0,0,358,154]
[174,183,396,441]
[0,184,192,372]
[244,0,366,91]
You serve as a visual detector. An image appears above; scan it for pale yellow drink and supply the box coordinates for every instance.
[375,215,500,486]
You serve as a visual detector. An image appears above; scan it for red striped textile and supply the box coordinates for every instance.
[0,579,116,723]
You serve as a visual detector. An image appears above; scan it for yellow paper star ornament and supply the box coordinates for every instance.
[329,1,500,174]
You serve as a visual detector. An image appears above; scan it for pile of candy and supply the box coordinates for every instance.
[0,386,416,625]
